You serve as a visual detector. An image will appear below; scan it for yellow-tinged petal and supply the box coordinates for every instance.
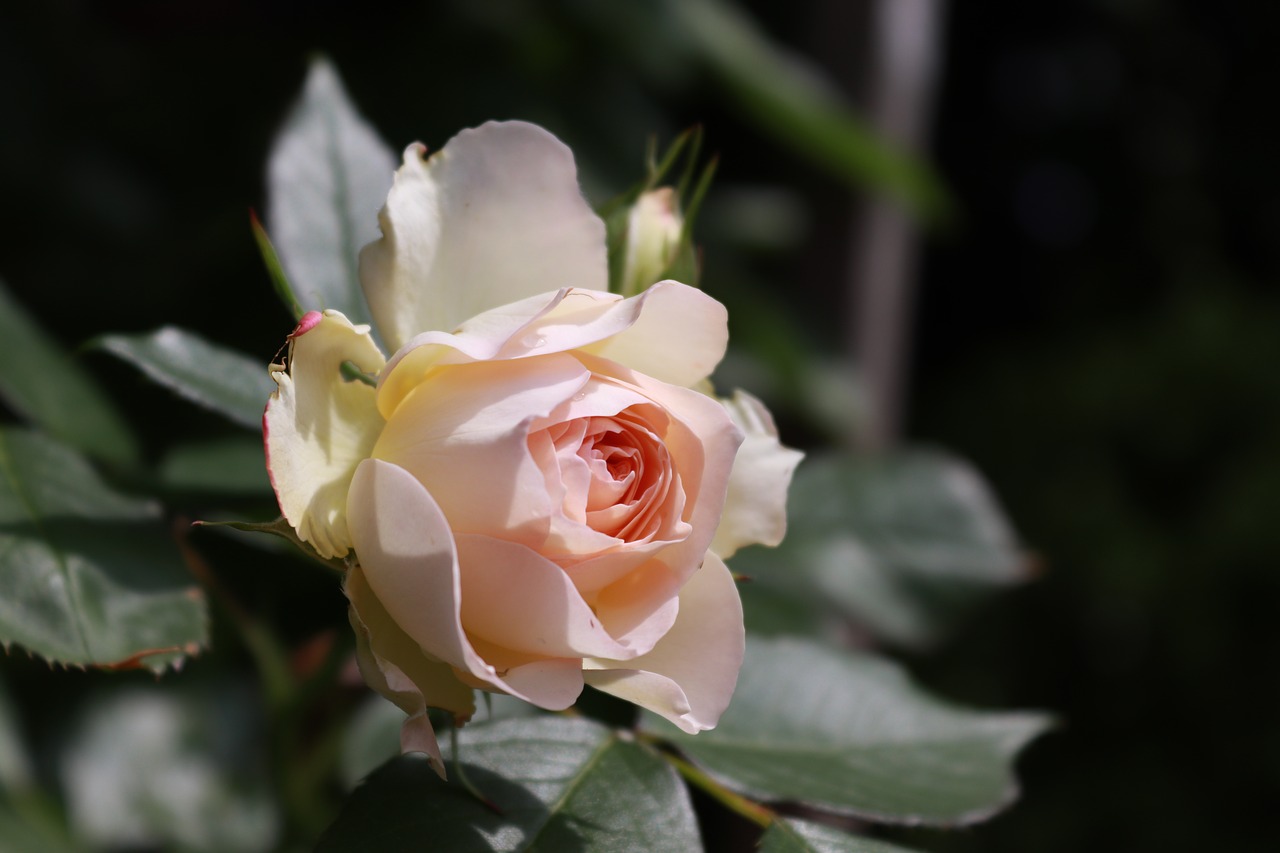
[710,390,804,559]
[372,353,589,547]
[346,565,476,779]
[359,122,607,353]
[347,458,585,711]
[583,551,744,733]
[376,282,729,419]
[264,310,386,559]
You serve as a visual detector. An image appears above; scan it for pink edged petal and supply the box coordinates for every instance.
[710,390,805,559]
[345,565,475,779]
[454,534,638,661]
[347,458,585,711]
[372,353,589,546]
[265,310,386,559]
[359,122,607,353]
[580,281,728,388]
[584,552,745,733]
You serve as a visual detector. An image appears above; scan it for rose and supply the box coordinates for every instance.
[619,187,683,296]
[264,121,800,776]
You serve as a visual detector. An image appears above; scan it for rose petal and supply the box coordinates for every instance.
[593,559,682,649]
[372,353,589,547]
[347,458,583,711]
[710,390,805,559]
[584,552,745,733]
[580,281,728,388]
[376,283,729,418]
[264,310,386,558]
[359,122,607,352]
[345,565,476,779]
[577,353,743,583]
[455,533,642,661]
[500,659,585,710]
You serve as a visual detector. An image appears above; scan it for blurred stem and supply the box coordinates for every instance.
[179,525,338,842]
[450,726,503,814]
[2,788,79,849]
[842,0,947,450]
[661,751,774,828]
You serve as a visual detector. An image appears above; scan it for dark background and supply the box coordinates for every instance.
[2,1,1277,850]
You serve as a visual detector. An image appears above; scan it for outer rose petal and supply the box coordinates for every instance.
[345,565,476,780]
[359,121,607,352]
[581,281,728,389]
[372,353,590,547]
[710,390,805,559]
[376,283,729,418]
[584,552,744,733]
[454,534,642,661]
[264,310,385,558]
[347,458,584,712]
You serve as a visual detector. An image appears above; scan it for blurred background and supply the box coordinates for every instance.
[1,1,1278,851]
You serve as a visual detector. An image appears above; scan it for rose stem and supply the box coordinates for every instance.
[179,520,332,840]
[661,752,774,829]
[450,726,504,815]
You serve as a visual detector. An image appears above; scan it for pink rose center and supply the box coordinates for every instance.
[540,407,676,544]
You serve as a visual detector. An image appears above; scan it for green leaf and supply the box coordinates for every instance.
[645,636,1052,826]
[321,716,701,852]
[761,818,924,853]
[95,327,271,430]
[267,56,395,324]
[0,279,138,467]
[340,694,541,791]
[158,436,270,494]
[667,0,951,223]
[736,580,838,641]
[60,685,279,852]
[0,428,207,671]
[732,449,1028,647]
[338,695,405,791]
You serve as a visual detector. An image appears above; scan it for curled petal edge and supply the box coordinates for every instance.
[347,458,586,714]
[346,565,476,780]
[264,310,386,559]
[377,282,729,419]
[584,551,745,733]
[359,121,608,353]
[710,389,804,559]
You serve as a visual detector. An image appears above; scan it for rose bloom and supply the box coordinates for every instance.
[265,122,800,776]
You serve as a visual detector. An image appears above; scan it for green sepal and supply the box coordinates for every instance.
[195,517,348,572]
[250,211,305,322]
[602,128,716,295]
